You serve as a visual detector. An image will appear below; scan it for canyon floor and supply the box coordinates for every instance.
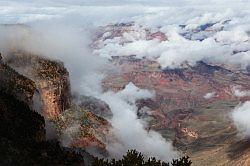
[93,22,250,165]
[101,55,250,166]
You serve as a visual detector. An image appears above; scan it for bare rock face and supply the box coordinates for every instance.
[3,51,112,154]
[0,61,85,165]
[55,103,111,153]
[0,23,111,158]
[6,51,71,119]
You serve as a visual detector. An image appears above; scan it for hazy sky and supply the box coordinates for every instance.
[0,0,195,6]
[0,0,249,6]
[0,0,249,25]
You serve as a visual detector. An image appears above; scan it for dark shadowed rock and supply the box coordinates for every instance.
[191,61,231,75]
[0,60,36,104]
[0,88,85,165]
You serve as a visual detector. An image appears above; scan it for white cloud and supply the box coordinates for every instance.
[232,86,250,97]
[0,23,178,161]
[203,92,216,99]
[232,101,250,137]
[99,83,179,161]
[1,0,250,161]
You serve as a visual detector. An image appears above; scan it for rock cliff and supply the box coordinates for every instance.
[0,50,111,162]
[5,51,71,119]
[0,59,85,165]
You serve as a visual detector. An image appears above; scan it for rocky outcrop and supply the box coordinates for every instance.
[55,102,111,153]
[181,128,198,139]
[3,50,112,156]
[6,51,71,119]
[74,94,112,118]
[0,52,113,165]
[0,63,85,165]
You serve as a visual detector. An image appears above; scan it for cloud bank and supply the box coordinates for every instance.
[99,83,178,161]
[1,0,250,161]
[0,20,178,161]
[93,10,250,69]
[232,86,250,97]
[231,102,250,137]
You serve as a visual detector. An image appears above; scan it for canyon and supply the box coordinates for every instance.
[93,22,250,165]
[102,55,250,165]
[1,21,250,165]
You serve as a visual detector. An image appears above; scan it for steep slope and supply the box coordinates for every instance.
[5,51,71,119]
[0,60,85,165]
[56,102,111,154]
[2,50,112,155]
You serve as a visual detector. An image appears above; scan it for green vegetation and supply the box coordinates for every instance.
[92,149,192,166]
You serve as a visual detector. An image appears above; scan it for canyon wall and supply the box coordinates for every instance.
[0,58,85,165]
[3,51,112,152]
[5,52,71,119]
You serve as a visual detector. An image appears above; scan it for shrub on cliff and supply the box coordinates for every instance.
[92,149,192,166]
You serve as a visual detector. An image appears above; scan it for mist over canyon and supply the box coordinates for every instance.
[1,0,250,165]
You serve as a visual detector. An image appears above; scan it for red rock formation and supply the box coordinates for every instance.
[102,56,250,131]
[56,106,111,151]
[92,22,167,49]
[181,128,198,139]
[0,61,85,165]
[4,51,111,152]
[71,136,106,150]
[6,51,71,119]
